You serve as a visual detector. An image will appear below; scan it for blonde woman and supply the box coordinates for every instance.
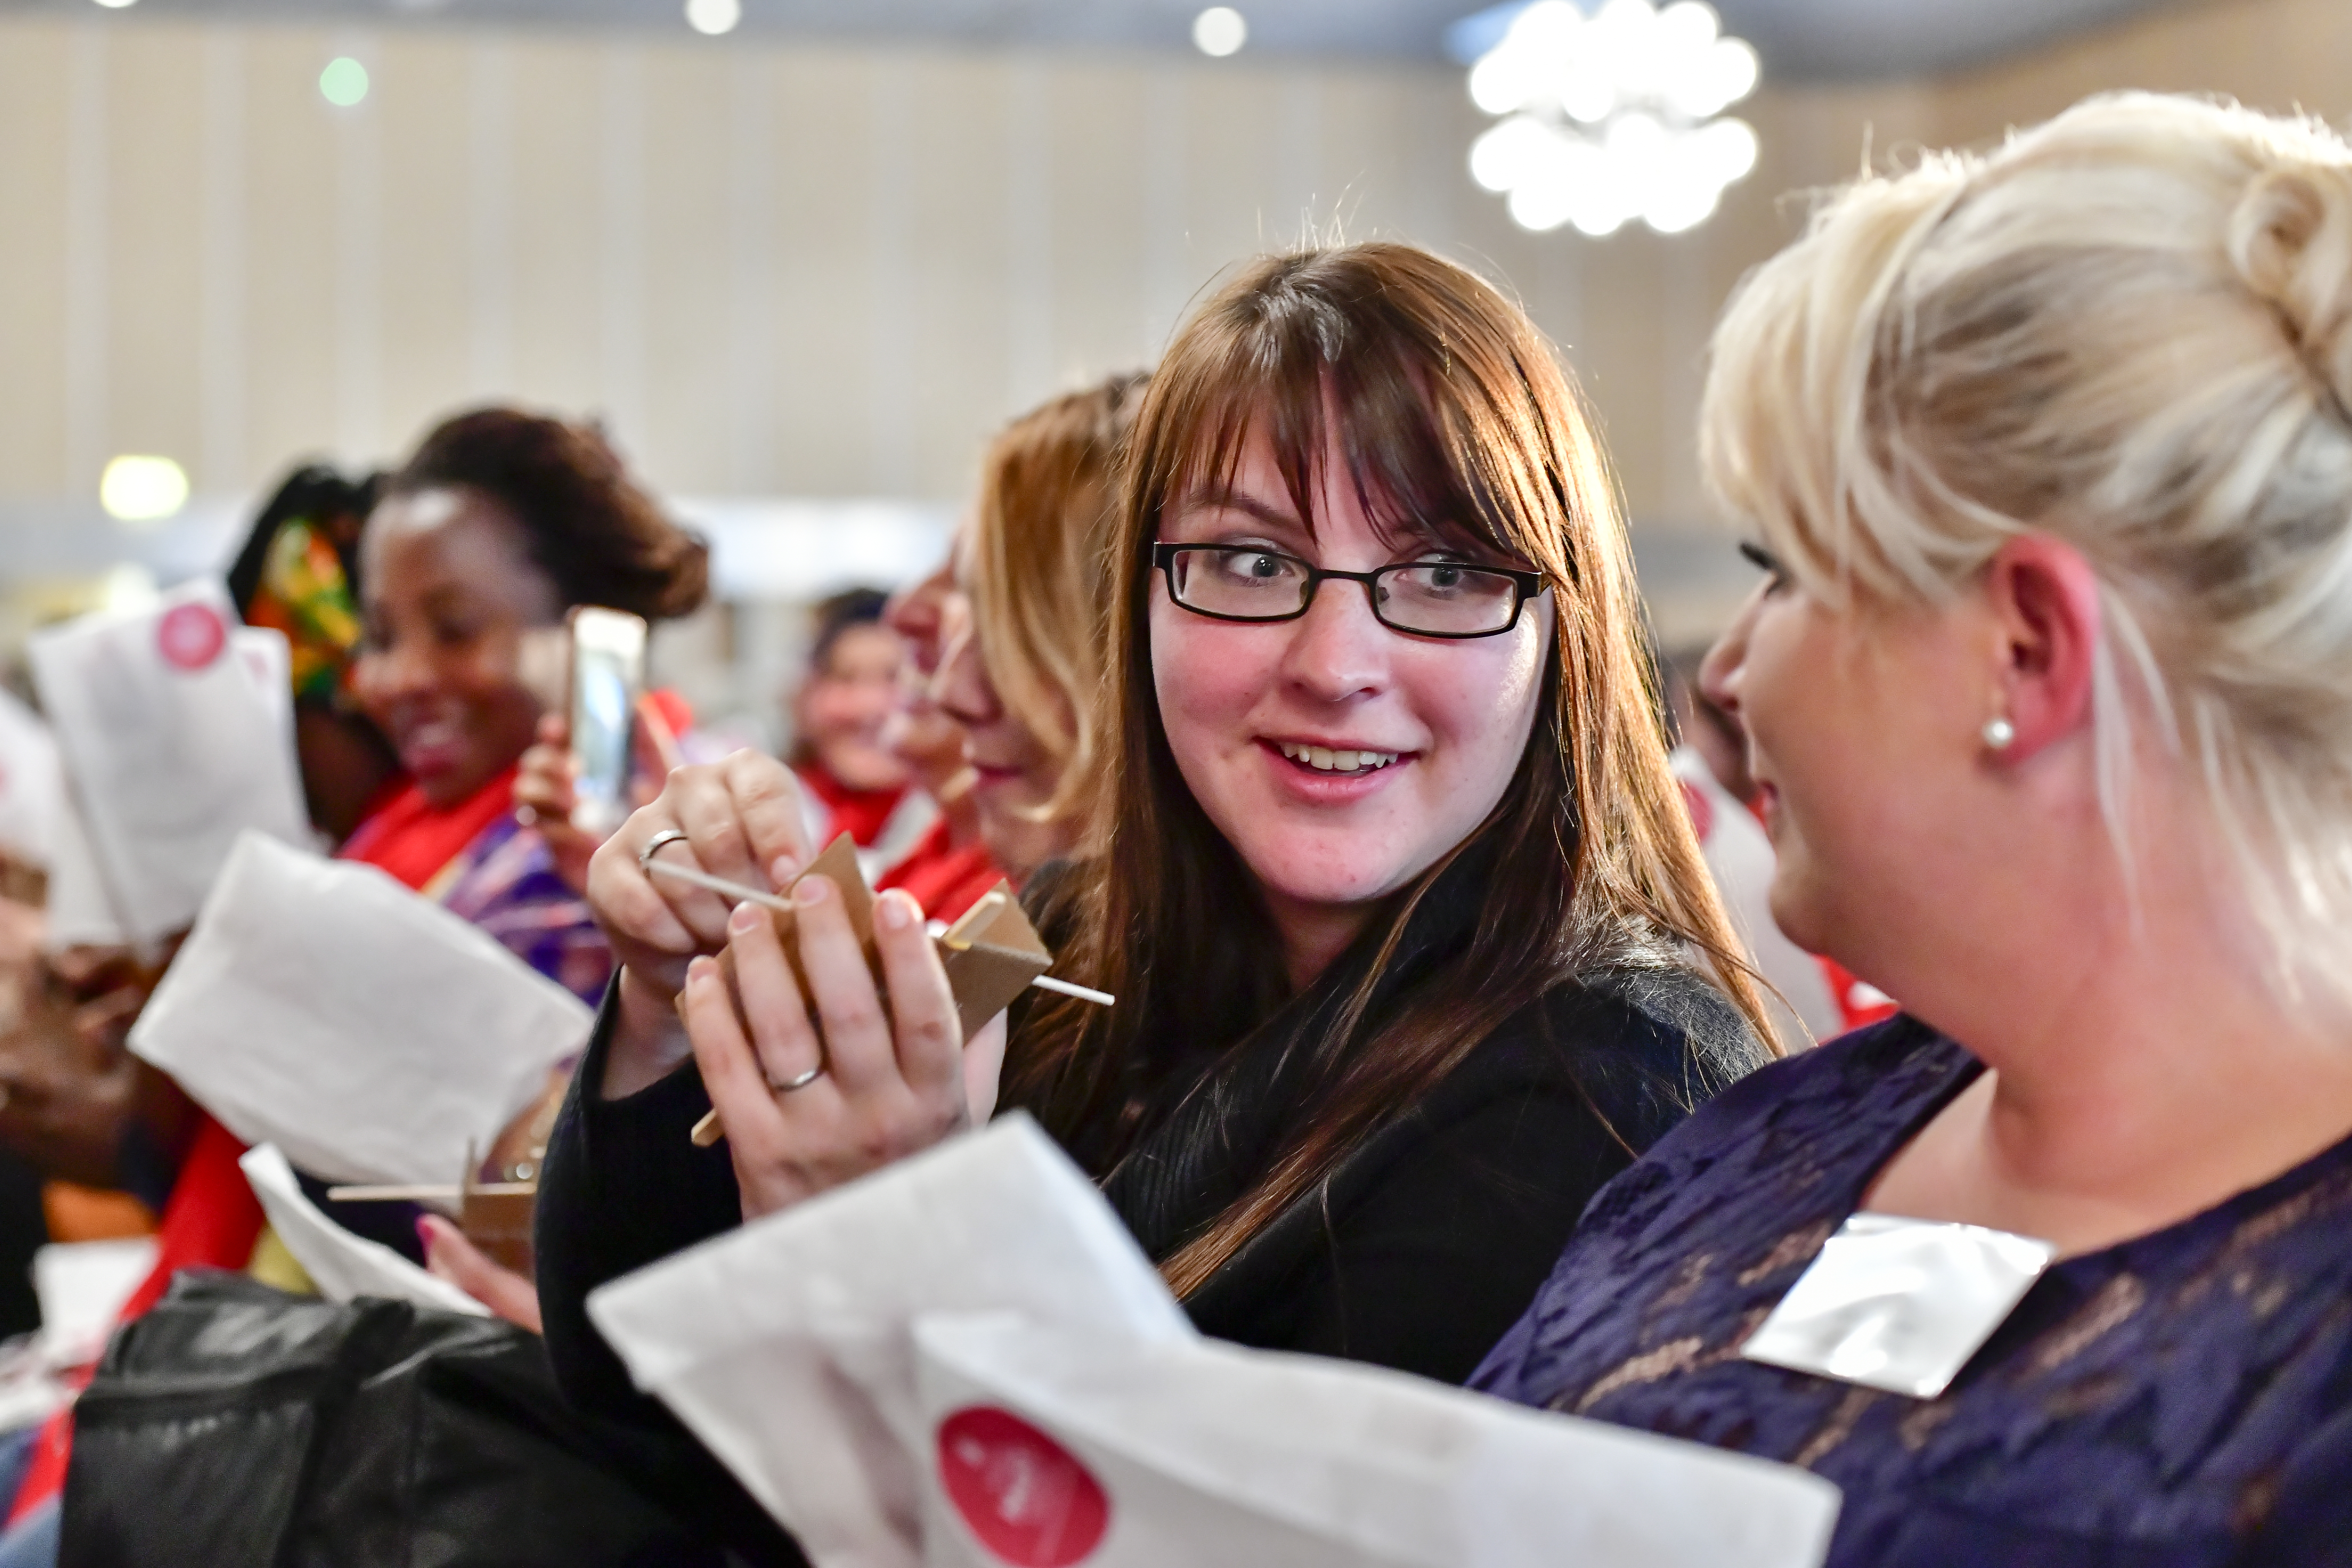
[1477,94,2352,1565]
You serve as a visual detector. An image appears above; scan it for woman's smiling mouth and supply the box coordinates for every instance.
[1268,739,1407,777]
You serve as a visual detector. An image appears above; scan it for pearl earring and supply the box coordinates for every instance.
[1982,716,2017,751]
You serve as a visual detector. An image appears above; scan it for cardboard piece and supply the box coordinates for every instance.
[29,581,308,946]
[240,1143,490,1317]
[689,837,1059,1148]
[590,1117,1841,1568]
[130,831,594,1187]
[935,887,1051,1043]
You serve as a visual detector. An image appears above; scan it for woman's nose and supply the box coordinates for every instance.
[933,623,1000,727]
[1279,577,1392,704]
[1698,586,1761,716]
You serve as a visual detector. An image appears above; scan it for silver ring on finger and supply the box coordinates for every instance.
[766,1064,826,1094]
[637,828,692,871]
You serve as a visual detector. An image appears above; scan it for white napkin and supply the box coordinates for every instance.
[590,1117,1842,1568]
[0,688,64,873]
[589,1116,1193,1568]
[129,831,593,1187]
[29,580,308,945]
[915,1316,1840,1568]
[238,1143,489,1317]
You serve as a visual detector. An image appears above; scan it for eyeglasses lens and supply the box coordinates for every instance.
[1170,548,1518,636]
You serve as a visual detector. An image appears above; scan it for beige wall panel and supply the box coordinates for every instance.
[503,39,605,441]
[759,51,886,497]
[1034,60,1156,388]
[104,28,207,479]
[0,23,74,495]
[1178,68,1294,293]
[636,46,739,495]
[240,29,342,483]
[1932,0,2351,145]
[897,55,1016,500]
[375,33,476,469]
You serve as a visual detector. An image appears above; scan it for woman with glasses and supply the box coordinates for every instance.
[535,243,1773,1558]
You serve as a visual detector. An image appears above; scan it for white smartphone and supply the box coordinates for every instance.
[567,606,648,837]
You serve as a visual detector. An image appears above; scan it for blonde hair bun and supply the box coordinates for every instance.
[2229,158,2352,420]
[1701,91,2352,1004]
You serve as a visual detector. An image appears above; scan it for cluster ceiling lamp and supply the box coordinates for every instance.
[1467,0,1761,237]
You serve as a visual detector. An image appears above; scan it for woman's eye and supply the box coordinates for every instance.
[1218,550,1293,583]
[1737,540,1790,591]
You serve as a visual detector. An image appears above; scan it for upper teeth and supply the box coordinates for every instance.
[1279,743,1399,773]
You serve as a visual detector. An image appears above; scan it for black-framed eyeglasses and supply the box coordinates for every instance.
[1152,543,1546,640]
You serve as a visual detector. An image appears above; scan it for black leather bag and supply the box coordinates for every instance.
[59,1271,722,1568]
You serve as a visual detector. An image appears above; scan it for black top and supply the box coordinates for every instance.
[1474,1018,2352,1568]
[536,868,1763,1565]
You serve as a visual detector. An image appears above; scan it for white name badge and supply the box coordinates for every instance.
[1740,1212,2057,1400]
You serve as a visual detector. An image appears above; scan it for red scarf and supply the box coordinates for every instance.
[9,770,524,1523]
[796,763,908,849]
[877,816,1009,925]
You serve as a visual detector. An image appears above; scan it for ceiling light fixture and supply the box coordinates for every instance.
[1467,0,1760,237]
[91,0,138,10]
[1193,7,1248,57]
[319,56,370,108]
[99,456,189,525]
[685,0,742,37]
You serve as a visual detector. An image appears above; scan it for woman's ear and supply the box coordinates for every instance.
[1983,534,2102,761]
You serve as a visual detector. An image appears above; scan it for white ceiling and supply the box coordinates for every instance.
[0,0,2195,80]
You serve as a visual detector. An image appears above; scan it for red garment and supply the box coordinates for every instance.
[877,817,1008,924]
[9,768,531,1524]
[338,766,522,892]
[795,764,908,849]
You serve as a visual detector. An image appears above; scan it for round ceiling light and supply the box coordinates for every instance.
[319,56,370,108]
[1467,0,1760,237]
[99,456,190,525]
[1193,7,1248,57]
[686,0,742,36]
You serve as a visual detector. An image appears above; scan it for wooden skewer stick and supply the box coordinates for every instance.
[644,855,1115,1007]
[326,1182,538,1202]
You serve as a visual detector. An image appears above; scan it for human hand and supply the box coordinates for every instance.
[418,1214,544,1333]
[515,714,598,895]
[588,751,813,1097]
[680,878,1004,1220]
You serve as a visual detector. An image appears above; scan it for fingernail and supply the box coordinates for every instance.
[770,854,801,888]
[415,1216,437,1247]
[686,955,717,984]
[728,901,763,934]
[795,875,830,909]
[876,891,914,931]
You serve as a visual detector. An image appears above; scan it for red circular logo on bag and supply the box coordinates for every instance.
[937,1406,1109,1567]
[156,603,227,671]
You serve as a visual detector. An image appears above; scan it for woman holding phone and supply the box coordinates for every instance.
[538,243,1773,1560]
[1475,95,2352,1565]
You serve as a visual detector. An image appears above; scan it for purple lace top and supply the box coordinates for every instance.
[430,811,613,1008]
[1471,1017,2352,1567]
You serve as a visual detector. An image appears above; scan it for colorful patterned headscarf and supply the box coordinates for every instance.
[225,466,379,706]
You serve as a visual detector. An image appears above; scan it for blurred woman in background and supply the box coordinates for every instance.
[348,406,708,1004]
[1477,94,2352,1565]
[789,588,926,875]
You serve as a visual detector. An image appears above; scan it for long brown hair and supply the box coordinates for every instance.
[965,374,1149,831]
[1005,243,1775,1296]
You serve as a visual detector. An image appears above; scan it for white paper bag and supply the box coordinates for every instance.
[0,687,63,873]
[913,1316,1841,1568]
[129,831,593,1186]
[29,580,308,944]
[238,1143,489,1317]
[589,1116,1194,1568]
[591,1117,1841,1568]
